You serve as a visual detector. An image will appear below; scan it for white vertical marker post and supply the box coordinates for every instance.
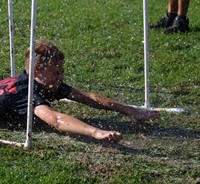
[143,0,150,108]
[8,0,15,77]
[137,0,188,113]
[24,0,37,148]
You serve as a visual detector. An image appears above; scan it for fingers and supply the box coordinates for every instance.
[103,131,122,143]
[93,129,122,143]
[149,110,160,120]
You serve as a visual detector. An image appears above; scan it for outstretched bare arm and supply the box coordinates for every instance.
[67,88,160,122]
[34,105,122,142]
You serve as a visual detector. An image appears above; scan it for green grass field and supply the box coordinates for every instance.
[0,0,200,183]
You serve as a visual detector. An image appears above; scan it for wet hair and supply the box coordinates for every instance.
[25,40,64,72]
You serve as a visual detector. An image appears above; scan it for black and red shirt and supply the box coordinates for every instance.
[0,71,72,123]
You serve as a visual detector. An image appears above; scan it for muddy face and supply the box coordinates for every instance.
[36,62,64,91]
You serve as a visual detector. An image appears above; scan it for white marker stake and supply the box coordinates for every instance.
[8,0,15,77]
[24,0,37,149]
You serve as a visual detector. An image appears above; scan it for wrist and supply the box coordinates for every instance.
[91,128,100,139]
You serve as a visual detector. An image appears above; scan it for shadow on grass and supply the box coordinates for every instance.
[1,118,199,155]
[62,118,200,155]
[80,118,200,139]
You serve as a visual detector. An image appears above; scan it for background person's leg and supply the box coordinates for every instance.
[178,0,190,16]
[168,0,178,13]
[150,0,178,29]
[164,0,190,34]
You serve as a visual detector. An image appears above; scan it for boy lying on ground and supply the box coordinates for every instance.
[0,40,160,142]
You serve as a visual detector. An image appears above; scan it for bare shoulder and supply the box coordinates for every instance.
[34,105,60,124]
[34,104,53,111]
[34,105,57,117]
